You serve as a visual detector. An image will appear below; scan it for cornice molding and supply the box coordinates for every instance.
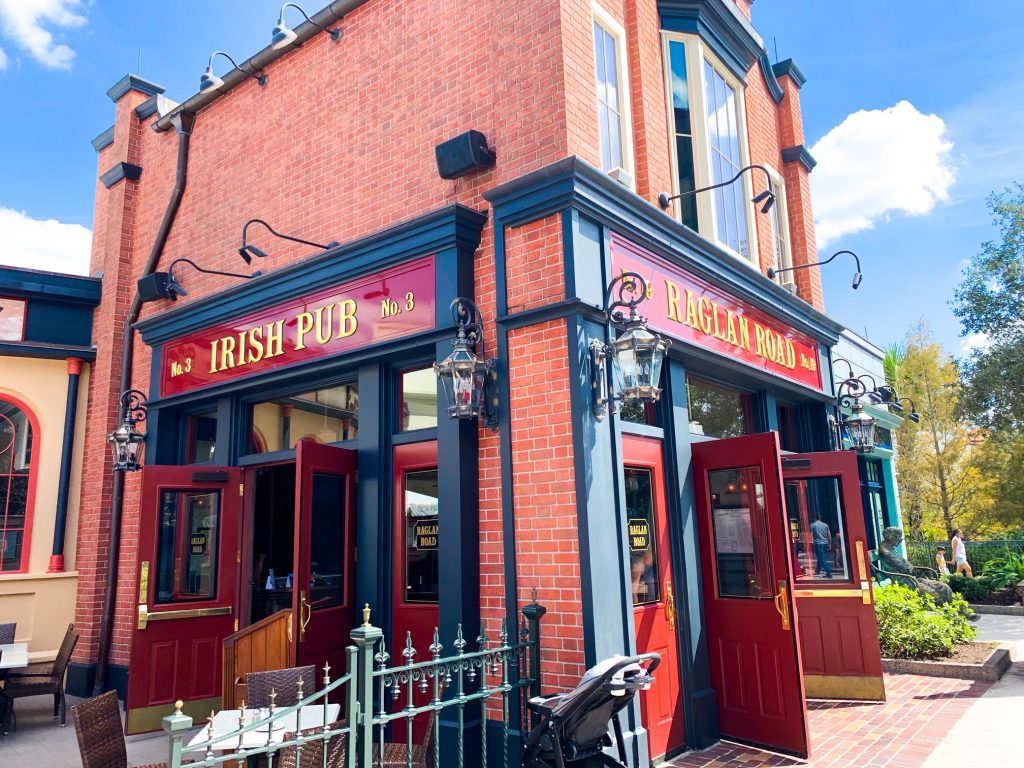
[759,52,783,104]
[772,58,807,89]
[99,161,143,189]
[106,73,165,103]
[90,125,114,153]
[781,144,817,173]
[658,0,765,80]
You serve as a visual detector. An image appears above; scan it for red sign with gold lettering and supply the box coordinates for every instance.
[611,236,822,390]
[159,256,436,397]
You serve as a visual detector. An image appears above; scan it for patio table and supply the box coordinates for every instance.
[0,643,29,735]
[185,704,341,754]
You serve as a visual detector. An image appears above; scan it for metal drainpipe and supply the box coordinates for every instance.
[93,109,196,696]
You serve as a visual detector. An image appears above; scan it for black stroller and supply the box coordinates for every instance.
[522,653,660,768]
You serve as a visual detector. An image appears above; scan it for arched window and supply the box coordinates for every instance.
[0,398,36,572]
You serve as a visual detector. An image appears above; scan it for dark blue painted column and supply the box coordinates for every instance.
[662,358,719,748]
[355,364,386,627]
[751,390,779,434]
[49,357,84,573]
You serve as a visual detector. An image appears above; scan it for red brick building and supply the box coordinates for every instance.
[73,0,884,763]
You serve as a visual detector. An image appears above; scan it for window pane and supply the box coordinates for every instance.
[626,468,661,606]
[185,410,217,463]
[785,477,851,583]
[0,401,32,572]
[250,382,358,454]
[687,379,749,439]
[0,298,26,342]
[156,490,220,602]
[708,467,773,598]
[404,469,439,604]
[604,31,619,113]
[669,41,691,134]
[401,367,438,431]
[599,105,612,171]
[594,22,607,103]
[309,472,346,609]
[675,136,698,229]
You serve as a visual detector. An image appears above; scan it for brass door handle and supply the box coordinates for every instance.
[773,580,791,631]
[665,580,676,631]
[299,591,312,640]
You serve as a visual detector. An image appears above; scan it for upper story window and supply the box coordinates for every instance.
[664,36,758,264]
[0,398,34,573]
[766,166,793,287]
[593,6,633,186]
[0,298,27,342]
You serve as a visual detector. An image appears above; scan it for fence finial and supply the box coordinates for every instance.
[174,700,183,716]
[362,603,372,627]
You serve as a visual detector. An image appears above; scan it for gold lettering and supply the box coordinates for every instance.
[765,329,778,362]
[739,317,751,351]
[697,296,713,335]
[774,332,787,365]
[754,324,767,358]
[665,280,683,322]
[237,331,248,367]
[294,312,314,350]
[684,289,699,329]
[209,339,220,373]
[220,336,237,370]
[247,327,265,364]
[726,310,739,347]
[265,320,284,358]
[315,304,334,345]
[785,339,796,369]
[337,299,358,339]
[711,301,723,339]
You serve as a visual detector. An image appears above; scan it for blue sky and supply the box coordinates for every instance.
[1,1,1022,355]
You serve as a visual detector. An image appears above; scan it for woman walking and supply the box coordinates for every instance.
[951,529,973,577]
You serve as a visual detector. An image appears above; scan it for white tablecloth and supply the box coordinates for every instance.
[185,704,342,752]
[0,643,29,670]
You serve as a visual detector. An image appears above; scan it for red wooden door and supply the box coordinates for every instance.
[292,440,357,689]
[391,441,439,659]
[783,451,885,702]
[693,434,809,758]
[623,435,685,760]
[126,466,242,734]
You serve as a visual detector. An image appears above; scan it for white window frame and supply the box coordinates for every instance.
[592,4,635,189]
[765,165,794,289]
[661,32,759,267]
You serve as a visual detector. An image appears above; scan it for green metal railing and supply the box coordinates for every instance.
[905,540,1024,572]
[163,601,544,768]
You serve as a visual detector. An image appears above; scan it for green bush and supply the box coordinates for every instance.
[947,574,996,602]
[874,583,976,659]
[981,552,1024,590]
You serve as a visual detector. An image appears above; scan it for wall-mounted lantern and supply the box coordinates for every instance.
[107,389,148,472]
[589,272,671,421]
[434,297,498,432]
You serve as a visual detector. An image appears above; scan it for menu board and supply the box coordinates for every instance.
[714,508,754,554]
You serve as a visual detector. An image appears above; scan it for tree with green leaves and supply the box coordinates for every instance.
[952,183,1024,430]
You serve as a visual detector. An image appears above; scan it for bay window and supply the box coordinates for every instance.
[593,6,633,185]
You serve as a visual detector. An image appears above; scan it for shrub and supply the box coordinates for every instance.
[947,574,996,602]
[981,552,1024,590]
[874,583,976,659]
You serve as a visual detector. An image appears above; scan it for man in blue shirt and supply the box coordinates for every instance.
[809,517,833,578]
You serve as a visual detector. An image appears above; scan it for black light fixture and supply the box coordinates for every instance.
[589,272,671,421]
[768,249,863,290]
[107,389,148,472]
[658,163,775,215]
[835,375,877,454]
[238,218,339,264]
[893,397,921,423]
[137,258,259,303]
[271,3,342,49]
[200,51,268,92]
[433,298,498,431]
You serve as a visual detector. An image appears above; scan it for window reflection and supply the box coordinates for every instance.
[185,410,217,463]
[0,298,26,342]
[688,378,751,438]
[250,382,358,454]
[626,468,660,606]
[708,467,773,599]
[401,367,437,431]
[785,477,850,583]
[156,490,220,602]
[404,469,439,604]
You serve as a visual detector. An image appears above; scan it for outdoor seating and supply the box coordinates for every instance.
[372,707,439,768]
[278,722,348,768]
[72,689,168,768]
[2,622,78,731]
[246,665,316,707]
[0,623,15,644]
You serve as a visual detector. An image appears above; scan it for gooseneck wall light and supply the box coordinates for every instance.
[200,51,268,92]
[658,163,776,216]
[271,3,342,49]
[107,389,148,472]
[136,258,259,303]
[768,249,863,290]
[433,298,499,431]
[237,218,339,264]
[590,272,671,421]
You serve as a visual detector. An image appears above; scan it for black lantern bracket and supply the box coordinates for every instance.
[433,298,499,432]
[590,272,671,422]
[107,389,149,472]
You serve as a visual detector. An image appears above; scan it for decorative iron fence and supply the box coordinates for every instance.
[905,540,1024,572]
[163,601,545,768]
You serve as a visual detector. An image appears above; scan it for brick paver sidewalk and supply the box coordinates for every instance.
[667,673,992,767]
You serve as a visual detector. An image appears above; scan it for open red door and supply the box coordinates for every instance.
[126,466,242,734]
[693,433,809,758]
[783,451,885,701]
[292,440,357,681]
[623,435,685,759]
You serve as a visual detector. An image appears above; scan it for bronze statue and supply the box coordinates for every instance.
[877,527,954,605]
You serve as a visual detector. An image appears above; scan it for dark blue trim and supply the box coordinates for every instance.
[759,52,784,104]
[781,144,817,173]
[772,58,807,89]
[91,125,115,152]
[496,298,602,331]
[0,267,101,304]
[355,364,387,639]
[0,342,95,361]
[483,157,843,345]
[100,161,143,189]
[135,95,162,120]
[106,73,165,102]
[658,0,764,81]
[51,365,81,561]
[137,204,487,345]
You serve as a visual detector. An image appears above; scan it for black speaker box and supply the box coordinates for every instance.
[435,130,495,180]
[137,272,171,302]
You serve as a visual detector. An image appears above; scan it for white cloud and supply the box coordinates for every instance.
[960,332,990,353]
[810,100,956,246]
[0,46,7,70]
[0,207,92,275]
[0,0,88,70]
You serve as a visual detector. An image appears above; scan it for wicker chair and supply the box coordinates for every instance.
[72,690,167,768]
[372,707,439,768]
[278,722,348,768]
[246,665,317,708]
[2,622,78,732]
[0,622,15,644]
